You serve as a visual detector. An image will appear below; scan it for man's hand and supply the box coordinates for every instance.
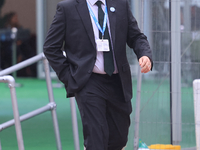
[139,56,151,73]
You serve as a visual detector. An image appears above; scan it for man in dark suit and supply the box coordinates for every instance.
[43,0,153,149]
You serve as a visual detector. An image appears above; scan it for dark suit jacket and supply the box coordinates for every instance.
[43,0,153,102]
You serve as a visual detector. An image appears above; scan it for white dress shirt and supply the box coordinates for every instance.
[86,0,118,74]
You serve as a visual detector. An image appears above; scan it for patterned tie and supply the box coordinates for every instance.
[96,1,114,76]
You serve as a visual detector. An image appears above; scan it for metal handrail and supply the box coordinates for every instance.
[0,52,80,150]
[0,76,24,150]
[0,102,56,131]
[0,53,44,76]
[0,53,63,150]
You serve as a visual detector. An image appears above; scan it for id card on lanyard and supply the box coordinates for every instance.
[96,39,109,51]
[87,2,110,52]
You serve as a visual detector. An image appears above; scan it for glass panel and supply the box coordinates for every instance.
[127,0,200,148]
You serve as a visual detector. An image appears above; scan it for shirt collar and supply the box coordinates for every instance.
[87,0,106,6]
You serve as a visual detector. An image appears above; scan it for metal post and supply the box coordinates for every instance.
[11,28,18,79]
[70,97,80,150]
[133,67,142,150]
[37,0,46,79]
[133,0,144,149]
[0,76,25,150]
[171,0,182,145]
[43,58,62,150]
[169,0,173,144]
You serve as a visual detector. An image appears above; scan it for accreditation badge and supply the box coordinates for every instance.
[96,39,110,52]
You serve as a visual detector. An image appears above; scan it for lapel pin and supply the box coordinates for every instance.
[110,7,115,12]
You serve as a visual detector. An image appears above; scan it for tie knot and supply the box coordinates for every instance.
[95,1,102,8]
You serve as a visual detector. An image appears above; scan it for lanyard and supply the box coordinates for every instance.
[87,2,107,38]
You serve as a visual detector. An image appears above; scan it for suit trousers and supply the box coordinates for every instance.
[75,73,132,150]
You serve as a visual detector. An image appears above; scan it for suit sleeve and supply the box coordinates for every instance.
[43,3,70,85]
[126,0,153,68]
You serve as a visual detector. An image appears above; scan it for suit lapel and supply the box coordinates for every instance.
[106,0,116,51]
[76,0,96,49]
[75,0,116,51]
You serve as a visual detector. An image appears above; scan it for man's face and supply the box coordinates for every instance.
[11,14,19,26]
